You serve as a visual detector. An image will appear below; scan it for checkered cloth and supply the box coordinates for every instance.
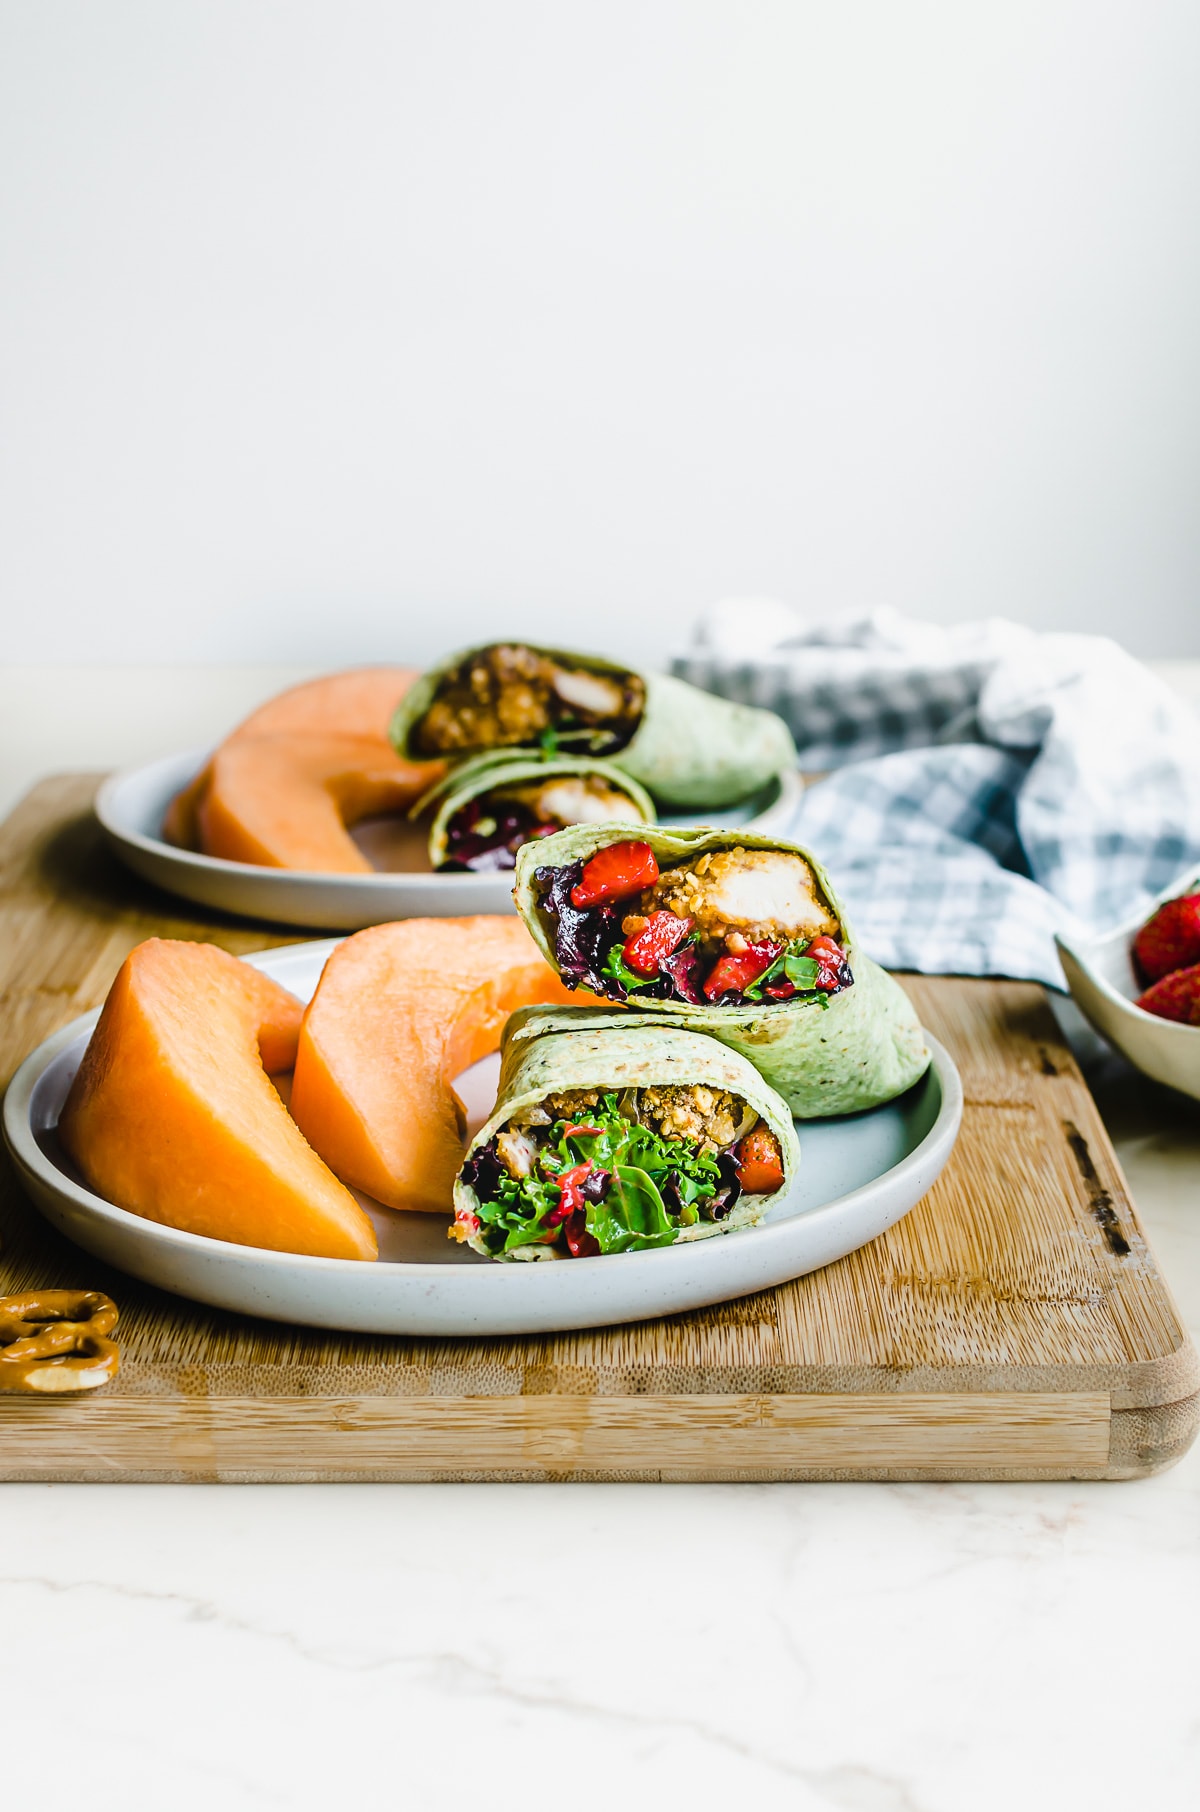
[673,605,1200,988]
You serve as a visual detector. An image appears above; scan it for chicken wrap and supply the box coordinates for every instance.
[390,642,796,809]
[414,752,655,873]
[452,1015,800,1260]
[513,824,929,1117]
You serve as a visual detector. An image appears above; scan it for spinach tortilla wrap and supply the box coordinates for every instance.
[452,1013,800,1260]
[512,824,929,1117]
[390,642,796,808]
[413,751,655,872]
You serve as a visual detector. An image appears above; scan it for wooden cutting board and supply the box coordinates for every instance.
[1,776,1196,1482]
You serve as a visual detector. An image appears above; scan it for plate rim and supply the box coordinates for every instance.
[94,748,807,889]
[3,955,961,1288]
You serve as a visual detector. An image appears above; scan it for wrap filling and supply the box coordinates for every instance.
[454,1084,785,1257]
[534,839,854,1006]
[412,644,645,758]
[440,772,645,873]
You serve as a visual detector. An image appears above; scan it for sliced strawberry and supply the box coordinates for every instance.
[1133,893,1200,984]
[703,940,783,1001]
[623,910,693,977]
[570,840,659,909]
[734,1124,785,1194]
[804,934,850,994]
[1136,962,1200,1026]
[763,978,797,1000]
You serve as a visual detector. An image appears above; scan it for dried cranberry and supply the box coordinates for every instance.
[580,1169,612,1203]
[563,1209,601,1258]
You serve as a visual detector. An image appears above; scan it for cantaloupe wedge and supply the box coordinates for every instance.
[195,734,436,872]
[59,939,377,1260]
[163,666,436,858]
[222,667,421,743]
[290,918,577,1215]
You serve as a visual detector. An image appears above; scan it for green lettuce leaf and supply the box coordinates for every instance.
[471,1093,726,1256]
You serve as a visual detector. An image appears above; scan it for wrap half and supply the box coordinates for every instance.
[452,1014,800,1260]
[513,823,929,1117]
[390,642,797,808]
[413,752,655,872]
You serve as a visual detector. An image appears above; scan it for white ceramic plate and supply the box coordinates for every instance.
[95,749,805,930]
[3,940,961,1336]
[1056,860,1200,1102]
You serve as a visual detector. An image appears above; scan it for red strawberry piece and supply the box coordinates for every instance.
[703,940,784,1001]
[623,910,693,977]
[570,840,659,908]
[1133,893,1200,984]
[1136,962,1200,1026]
[734,1124,786,1194]
[803,934,849,993]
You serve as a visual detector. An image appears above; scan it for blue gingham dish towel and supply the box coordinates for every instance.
[673,605,1200,989]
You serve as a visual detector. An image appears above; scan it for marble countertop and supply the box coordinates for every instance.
[1,664,1198,1811]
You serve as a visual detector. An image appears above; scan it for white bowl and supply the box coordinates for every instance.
[1055,861,1200,1101]
[3,940,961,1336]
[95,749,806,931]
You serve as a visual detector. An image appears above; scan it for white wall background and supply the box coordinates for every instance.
[2,0,1198,669]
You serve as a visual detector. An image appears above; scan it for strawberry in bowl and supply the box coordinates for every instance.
[1133,892,1200,1023]
[1056,870,1200,1101]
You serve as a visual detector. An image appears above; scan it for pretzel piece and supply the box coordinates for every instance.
[0,1291,119,1394]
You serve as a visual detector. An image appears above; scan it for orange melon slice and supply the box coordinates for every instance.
[195,734,435,872]
[59,939,377,1260]
[163,666,434,857]
[222,666,421,743]
[290,918,577,1215]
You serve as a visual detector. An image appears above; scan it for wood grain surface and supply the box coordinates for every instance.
[1,775,1196,1482]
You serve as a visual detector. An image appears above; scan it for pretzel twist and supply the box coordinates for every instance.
[0,1291,119,1394]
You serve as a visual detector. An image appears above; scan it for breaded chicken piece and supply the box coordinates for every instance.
[416,645,643,754]
[642,847,840,948]
[535,1084,753,1154]
[502,773,641,826]
[638,1085,751,1153]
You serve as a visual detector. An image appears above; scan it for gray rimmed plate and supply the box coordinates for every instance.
[94,750,805,931]
[3,940,960,1337]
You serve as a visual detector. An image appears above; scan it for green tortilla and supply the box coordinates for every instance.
[414,752,655,868]
[512,823,930,1118]
[454,1017,801,1260]
[389,642,797,809]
